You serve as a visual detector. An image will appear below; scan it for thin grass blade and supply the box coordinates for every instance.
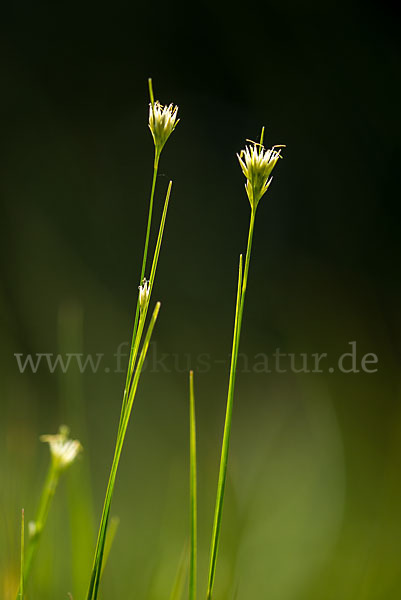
[86,302,161,600]
[189,370,197,600]
[100,516,120,577]
[206,254,244,599]
[120,180,172,427]
[18,509,24,600]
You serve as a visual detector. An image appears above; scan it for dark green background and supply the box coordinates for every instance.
[1,1,401,599]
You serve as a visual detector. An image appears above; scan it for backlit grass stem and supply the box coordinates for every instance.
[119,78,161,425]
[23,461,60,584]
[207,209,257,599]
[119,77,175,426]
[120,180,172,425]
[206,125,284,599]
[18,509,24,600]
[189,371,198,600]
[87,82,176,600]
[86,302,161,600]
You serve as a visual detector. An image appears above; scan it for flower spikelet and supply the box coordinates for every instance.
[149,101,179,154]
[138,278,150,314]
[237,142,283,209]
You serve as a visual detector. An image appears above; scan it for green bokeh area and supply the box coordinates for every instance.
[1,1,401,599]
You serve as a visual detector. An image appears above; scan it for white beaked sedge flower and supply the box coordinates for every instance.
[138,278,150,313]
[149,101,179,154]
[40,425,82,471]
[237,142,283,209]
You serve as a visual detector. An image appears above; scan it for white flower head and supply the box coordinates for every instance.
[149,100,179,154]
[138,278,150,313]
[237,141,284,209]
[40,425,82,471]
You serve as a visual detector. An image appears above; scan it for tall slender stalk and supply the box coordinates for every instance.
[86,303,161,600]
[87,78,178,600]
[207,207,256,599]
[119,129,160,423]
[205,122,285,600]
[189,371,198,600]
[86,189,170,595]
[18,509,24,600]
[119,76,172,427]
[100,516,120,577]
[119,180,172,430]
[23,461,60,585]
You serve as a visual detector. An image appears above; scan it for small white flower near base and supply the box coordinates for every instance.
[40,425,82,471]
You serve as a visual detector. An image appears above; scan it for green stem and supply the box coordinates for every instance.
[142,153,160,285]
[189,371,197,600]
[87,172,171,600]
[119,152,160,427]
[86,303,161,600]
[206,208,256,600]
[100,516,120,578]
[18,461,60,596]
[240,208,256,318]
[18,509,24,600]
[119,179,171,437]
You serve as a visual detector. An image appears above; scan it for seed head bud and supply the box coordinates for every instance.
[138,278,150,313]
[237,141,283,209]
[149,101,179,154]
[40,425,82,471]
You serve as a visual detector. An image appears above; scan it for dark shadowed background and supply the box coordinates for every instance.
[1,1,401,599]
